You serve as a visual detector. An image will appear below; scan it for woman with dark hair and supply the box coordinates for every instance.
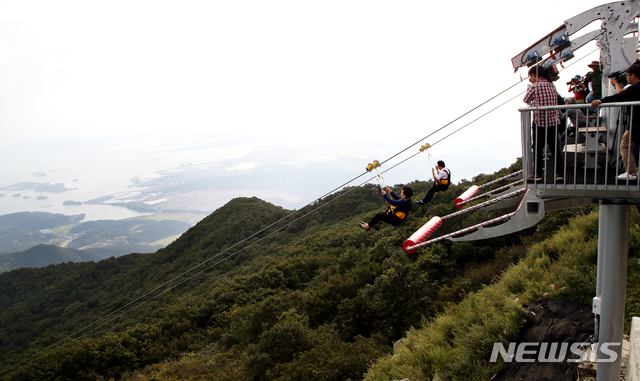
[359,186,413,230]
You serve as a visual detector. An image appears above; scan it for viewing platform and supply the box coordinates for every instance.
[520,101,640,203]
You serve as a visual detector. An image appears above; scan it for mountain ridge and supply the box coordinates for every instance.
[2,160,613,381]
[0,245,107,273]
[0,212,200,272]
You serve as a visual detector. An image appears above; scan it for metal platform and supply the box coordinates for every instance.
[521,103,640,202]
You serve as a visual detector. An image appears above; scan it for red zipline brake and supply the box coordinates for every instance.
[454,170,523,208]
[403,170,529,254]
[403,216,442,254]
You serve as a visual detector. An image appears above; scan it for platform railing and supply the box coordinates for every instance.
[519,101,640,197]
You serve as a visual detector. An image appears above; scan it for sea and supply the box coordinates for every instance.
[0,144,250,222]
[0,139,521,223]
[0,161,155,221]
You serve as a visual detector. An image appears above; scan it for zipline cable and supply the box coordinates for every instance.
[1,156,378,375]
[2,171,379,375]
[2,49,599,376]
[379,48,598,168]
[379,79,525,168]
[431,90,527,147]
[55,175,378,339]
[372,89,527,178]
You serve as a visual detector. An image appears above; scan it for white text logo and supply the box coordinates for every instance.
[489,342,620,363]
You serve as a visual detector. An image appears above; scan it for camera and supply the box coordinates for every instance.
[567,75,583,86]
[545,65,560,82]
[608,70,628,87]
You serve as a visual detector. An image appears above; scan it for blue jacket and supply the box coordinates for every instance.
[383,191,412,226]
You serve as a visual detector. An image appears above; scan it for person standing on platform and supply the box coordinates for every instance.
[592,63,640,180]
[585,61,603,104]
[523,65,564,182]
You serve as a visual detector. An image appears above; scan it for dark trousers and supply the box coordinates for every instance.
[368,212,394,228]
[533,124,563,177]
[421,184,447,204]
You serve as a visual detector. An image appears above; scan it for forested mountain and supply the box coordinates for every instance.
[0,212,85,254]
[2,160,635,381]
[0,212,197,272]
[0,245,107,273]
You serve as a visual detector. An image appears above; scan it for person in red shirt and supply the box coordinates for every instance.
[567,75,588,103]
[523,65,564,182]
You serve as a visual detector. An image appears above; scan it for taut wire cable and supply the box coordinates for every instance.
[1,49,599,376]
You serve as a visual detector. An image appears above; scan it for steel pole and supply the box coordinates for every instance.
[596,203,630,381]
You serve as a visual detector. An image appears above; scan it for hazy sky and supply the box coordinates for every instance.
[0,0,607,213]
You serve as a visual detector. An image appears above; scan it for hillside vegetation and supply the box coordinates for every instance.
[2,161,635,381]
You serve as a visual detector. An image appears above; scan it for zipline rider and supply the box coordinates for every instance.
[359,186,413,231]
[416,160,451,205]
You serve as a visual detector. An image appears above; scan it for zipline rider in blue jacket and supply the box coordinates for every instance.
[359,186,413,231]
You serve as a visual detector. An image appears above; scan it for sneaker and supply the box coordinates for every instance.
[415,200,424,205]
[556,175,564,182]
[617,172,638,180]
[527,174,543,181]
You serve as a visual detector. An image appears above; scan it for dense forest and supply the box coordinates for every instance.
[1,160,638,381]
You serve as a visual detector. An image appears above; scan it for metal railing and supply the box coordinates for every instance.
[519,101,640,198]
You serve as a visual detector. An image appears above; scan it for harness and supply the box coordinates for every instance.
[386,199,412,222]
[436,168,451,186]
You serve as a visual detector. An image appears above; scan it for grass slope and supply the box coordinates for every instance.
[4,161,625,381]
[364,208,640,381]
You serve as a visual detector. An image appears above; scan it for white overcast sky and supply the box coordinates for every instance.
[0,0,609,205]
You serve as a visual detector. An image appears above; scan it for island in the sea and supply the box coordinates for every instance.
[0,182,74,193]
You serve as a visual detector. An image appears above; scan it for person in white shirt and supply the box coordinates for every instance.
[416,160,451,205]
